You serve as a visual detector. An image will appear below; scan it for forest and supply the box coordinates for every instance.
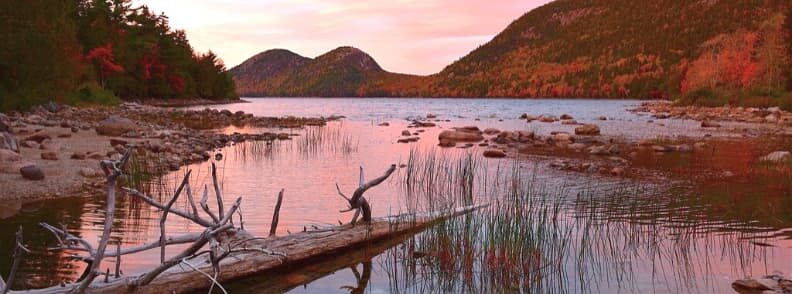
[0,0,237,111]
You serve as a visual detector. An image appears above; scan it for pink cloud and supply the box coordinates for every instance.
[132,0,550,75]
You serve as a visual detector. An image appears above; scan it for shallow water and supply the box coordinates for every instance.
[1,98,790,293]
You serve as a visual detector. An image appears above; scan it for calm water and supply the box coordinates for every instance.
[1,98,790,293]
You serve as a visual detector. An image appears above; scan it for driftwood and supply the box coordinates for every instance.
[14,204,486,294]
[8,148,485,294]
[1,226,29,294]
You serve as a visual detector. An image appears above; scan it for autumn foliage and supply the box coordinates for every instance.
[0,0,236,111]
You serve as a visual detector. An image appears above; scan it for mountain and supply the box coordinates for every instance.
[232,0,791,100]
[232,46,420,97]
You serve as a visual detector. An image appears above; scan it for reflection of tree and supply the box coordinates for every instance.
[340,261,372,294]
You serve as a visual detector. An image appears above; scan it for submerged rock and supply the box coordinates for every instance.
[438,129,484,143]
[483,149,507,158]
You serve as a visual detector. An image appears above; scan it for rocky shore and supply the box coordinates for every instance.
[0,102,332,203]
[631,101,792,128]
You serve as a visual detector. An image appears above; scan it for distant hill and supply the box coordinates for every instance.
[231,46,420,97]
[232,0,791,100]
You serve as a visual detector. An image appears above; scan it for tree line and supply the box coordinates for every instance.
[0,0,237,111]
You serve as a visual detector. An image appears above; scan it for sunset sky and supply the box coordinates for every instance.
[133,0,551,75]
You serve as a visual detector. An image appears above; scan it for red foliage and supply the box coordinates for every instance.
[85,44,124,76]
[139,46,166,81]
[168,74,184,93]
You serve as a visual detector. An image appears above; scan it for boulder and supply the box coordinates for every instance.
[20,140,39,149]
[438,139,456,148]
[597,116,608,121]
[426,113,437,119]
[438,129,484,143]
[41,152,58,160]
[759,151,791,163]
[560,114,574,120]
[24,131,51,143]
[483,149,507,158]
[575,124,600,135]
[701,121,721,128]
[96,116,138,136]
[538,115,557,123]
[553,133,572,143]
[483,128,501,135]
[378,122,390,127]
[109,138,128,147]
[401,130,411,136]
[20,165,44,180]
[0,132,18,152]
[561,119,578,125]
[589,146,609,155]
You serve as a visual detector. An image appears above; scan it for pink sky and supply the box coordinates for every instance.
[133,0,551,75]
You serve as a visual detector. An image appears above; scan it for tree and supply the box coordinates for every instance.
[85,43,124,88]
[786,7,792,90]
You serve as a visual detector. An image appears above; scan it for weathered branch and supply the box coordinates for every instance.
[40,223,95,255]
[75,146,133,293]
[339,164,396,223]
[211,163,225,220]
[122,188,213,227]
[1,226,28,294]
[269,189,285,236]
[200,185,220,223]
[160,170,192,263]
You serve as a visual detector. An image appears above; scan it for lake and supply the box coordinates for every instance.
[1,98,790,293]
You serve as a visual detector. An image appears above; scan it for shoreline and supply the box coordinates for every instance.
[0,102,330,211]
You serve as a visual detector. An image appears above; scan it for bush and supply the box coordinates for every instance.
[63,84,121,107]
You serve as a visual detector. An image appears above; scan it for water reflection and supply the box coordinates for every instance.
[1,98,790,293]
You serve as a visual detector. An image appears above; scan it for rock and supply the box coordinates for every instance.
[87,153,105,160]
[0,132,18,152]
[41,152,58,160]
[397,137,420,143]
[438,129,484,143]
[438,139,456,148]
[765,114,779,123]
[71,153,86,160]
[560,114,573,120]
[0,149,26,173]
[78,167,100,178]
[378,122,390,127]
[553,133,572,142]
[652,145,672,152]
[24,131,51,143]
[575,124,600,135]
[109,138,128,147]
[589,146,609,155]
[277,133,290,140]
[701,121,721,128]
[610,167,625,176]
[0,120,8,132]
[483,128,501,135]
[767,106,781,113]
[607,145,620,154]
[42,101,62,113]
[675,144,692,152]
[20,165,44,180]
[597,116,607,121]
[561,119,578,125]
[96,116,138,136]
[483,149,507,158]
[426,113,437,119]
[20,141,41,149]
[569,143,587,150]
[694,142,710,150]
[759,151,791,163]
[732,278,775,291]
[401,130,411,136]
[538,115,557,123]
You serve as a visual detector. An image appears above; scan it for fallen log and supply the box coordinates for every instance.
[13,204,487,294]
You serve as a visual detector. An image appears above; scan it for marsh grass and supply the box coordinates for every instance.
[297,124,358,157]
[383,148,783,293]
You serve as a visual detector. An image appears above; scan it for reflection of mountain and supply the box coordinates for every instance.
[233,0,790,99]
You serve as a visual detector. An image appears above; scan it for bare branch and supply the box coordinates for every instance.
[75,146,134,293]
[200,185,219,223]
[114,243,121,278]
[1,226,27,294]
[122,187,213,227]
[335,183,351,202]
[211,163,225,220]
[39,223,94,255]
[184,178,199,219]
[268,189,285,236]
[160,170,192,263]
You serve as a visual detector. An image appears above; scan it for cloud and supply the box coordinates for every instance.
[132,0,550,75]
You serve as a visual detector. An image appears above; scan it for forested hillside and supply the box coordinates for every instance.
[0,0,237,111]
[233,0,792,108]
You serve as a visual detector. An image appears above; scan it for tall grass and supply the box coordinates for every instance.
[297,124,358,157]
